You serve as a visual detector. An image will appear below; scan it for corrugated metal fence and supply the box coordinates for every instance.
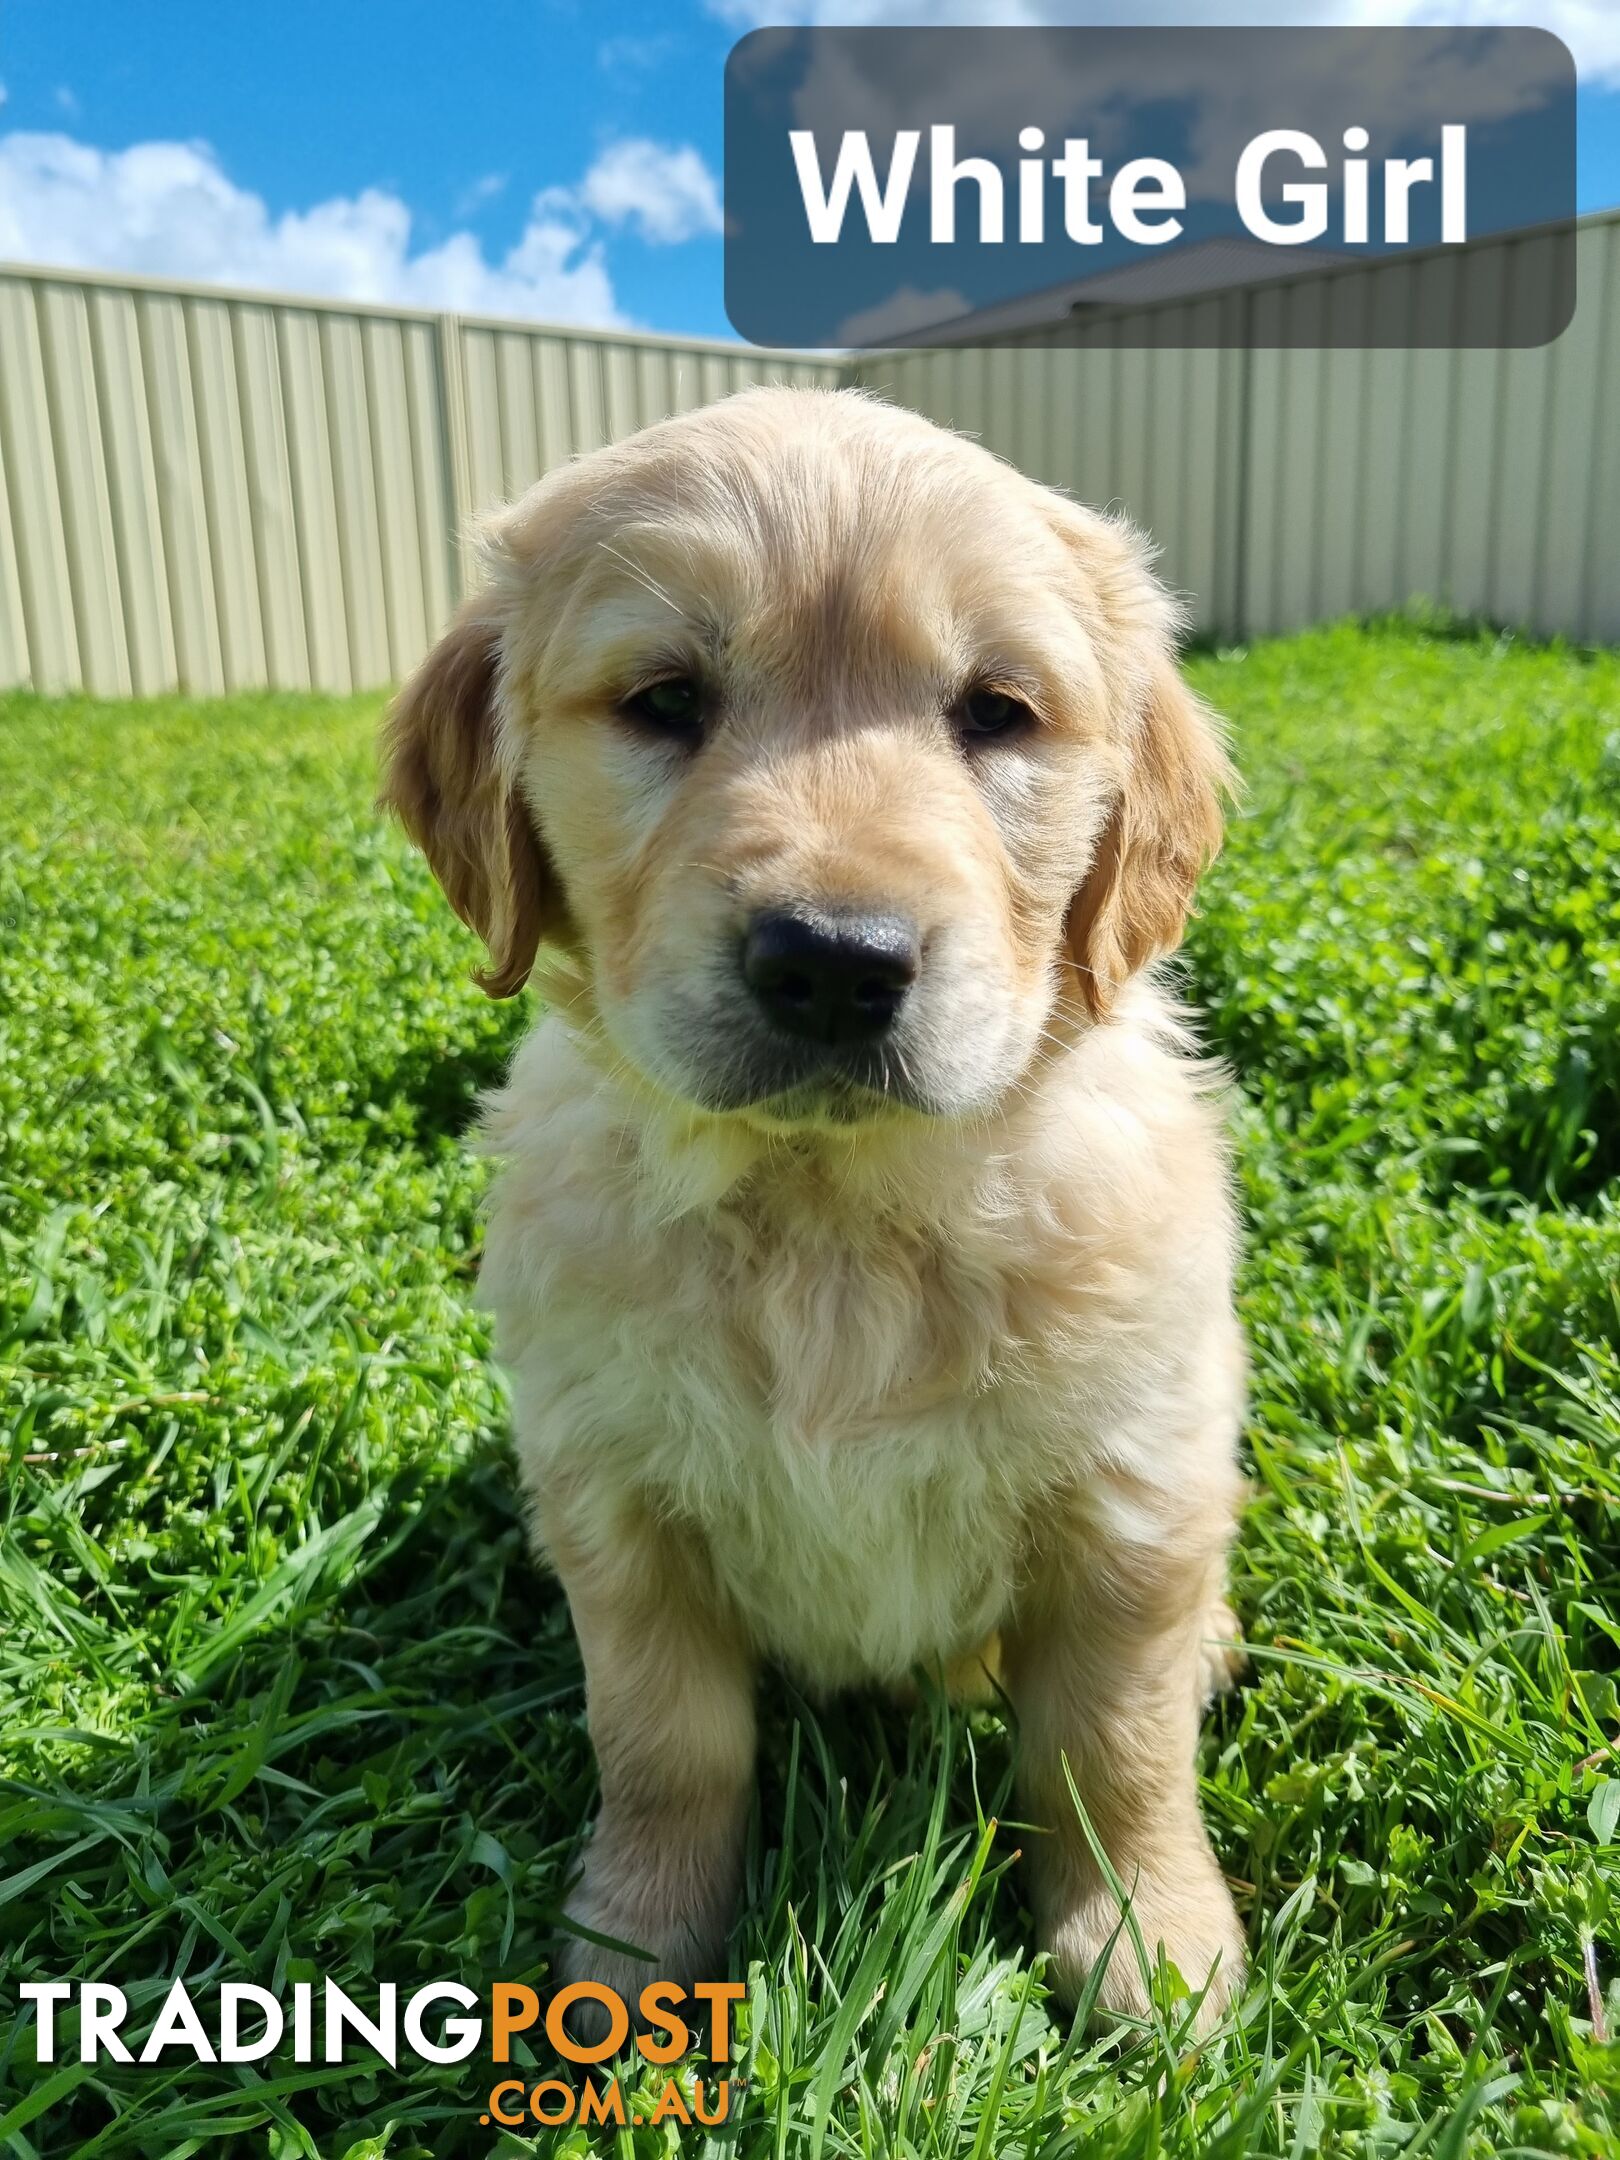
[1,216,1616,695]
[0,266,838,697]
[852,212,1620,646]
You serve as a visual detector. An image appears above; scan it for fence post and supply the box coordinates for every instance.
[434,310,476,605]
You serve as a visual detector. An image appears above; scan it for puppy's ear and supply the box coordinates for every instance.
[381,602,557,998]
[1036,490,1231,1018]
[1067,654,1230,1019]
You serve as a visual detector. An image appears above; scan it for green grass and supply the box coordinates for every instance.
[1,618,1618,2158]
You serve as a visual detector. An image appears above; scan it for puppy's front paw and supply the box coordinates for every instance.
[1041,1850,1245,2034]
[555,1923,663,2038]
[556,1827,738,2040]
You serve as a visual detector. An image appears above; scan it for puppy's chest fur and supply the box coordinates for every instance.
[481,1022,1228,1688]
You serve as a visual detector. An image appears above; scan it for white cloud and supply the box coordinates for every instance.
[707,1,1619,86]
[1383,1,1616,82]
[571,139,725,244]
[599,32,680,72]
[0,130,726,323]
[0,130,628,324]
[451,170,508,219]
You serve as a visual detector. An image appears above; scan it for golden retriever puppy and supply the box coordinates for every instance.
[383,386,1246,2027]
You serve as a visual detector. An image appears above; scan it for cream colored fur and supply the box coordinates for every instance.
[383,386,1248,2030]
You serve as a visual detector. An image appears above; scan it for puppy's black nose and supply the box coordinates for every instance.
[742,909,920,1045]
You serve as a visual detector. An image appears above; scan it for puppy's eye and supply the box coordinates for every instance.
[952,687,1034,743]
[622,676,705,738]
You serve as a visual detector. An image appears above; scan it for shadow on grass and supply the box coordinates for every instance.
[350,1001,533,1152]
[6,1438,1049,2157]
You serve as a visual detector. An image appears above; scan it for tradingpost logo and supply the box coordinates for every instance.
[18,1976,746,2132]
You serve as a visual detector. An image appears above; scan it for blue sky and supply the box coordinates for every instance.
[0,0,1616,341]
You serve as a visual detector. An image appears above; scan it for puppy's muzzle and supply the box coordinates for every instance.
[741,907,920,1047]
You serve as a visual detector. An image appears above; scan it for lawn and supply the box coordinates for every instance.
[1,618,1618,2158]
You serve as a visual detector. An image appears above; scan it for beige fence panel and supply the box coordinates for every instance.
[856,209,1619,646]
[1231,218,1620,645]
[401,318,456,657]
[362,316,433,684]
[276,306,351,694]
[322,313,391,694]
[0,263,839,697]
[91,286,178,697]
[450,316,840,519]
[0,277,81,692]
[233,301,310,690]
[188,292,267,692]
[37,281,131,697]
[142,287,228,694]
